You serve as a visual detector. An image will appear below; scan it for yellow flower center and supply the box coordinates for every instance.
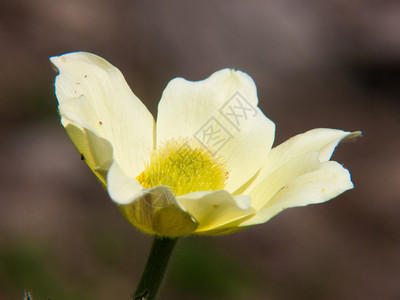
[136,138,228,196]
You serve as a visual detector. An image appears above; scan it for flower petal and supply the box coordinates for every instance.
[63,123,113,185]
[248,152,321,210]
[269,129,361,164]
[108,162,198,237]
[242,160,353,226]
[177,190,255,234]
[156,69,275,192]
[51,52,155,178]
[242,129,359,196]
[107,162,144,205]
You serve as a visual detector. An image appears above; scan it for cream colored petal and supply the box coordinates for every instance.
[194,225,243,236]
[243,129,360,195]
[242,161,353,226]
[108,162,198,237]
[51,52,155,178]
[177,190,255,234]
[60,96,98,133]
[107,162,144,205]
[156,69,275,192]
[63,122,113,185]
[249,152,320,210]
[269,129,361,164]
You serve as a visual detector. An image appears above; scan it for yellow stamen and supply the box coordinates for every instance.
[137,138,228,196]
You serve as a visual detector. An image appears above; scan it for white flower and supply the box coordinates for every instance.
[51,52,360,237]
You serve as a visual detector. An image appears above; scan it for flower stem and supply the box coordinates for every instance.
[133,236,178,300]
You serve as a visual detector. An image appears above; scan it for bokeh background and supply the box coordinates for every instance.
[1,1,399,299]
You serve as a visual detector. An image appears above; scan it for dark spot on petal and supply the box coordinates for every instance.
[278,186,287,192]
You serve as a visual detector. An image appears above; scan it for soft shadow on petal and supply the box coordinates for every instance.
[51,52,155,178]
[108,162,198,237]
[64,123,113,185]
[244,129,359,195]
[156,69,275,193]
[241,161,353,226]
[177,190,255,234]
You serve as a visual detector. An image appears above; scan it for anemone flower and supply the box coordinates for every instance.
[51,52,359,238]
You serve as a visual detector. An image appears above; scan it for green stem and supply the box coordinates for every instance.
[133,236,178,300]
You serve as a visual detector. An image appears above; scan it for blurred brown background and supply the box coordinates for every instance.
[0,1,399,299]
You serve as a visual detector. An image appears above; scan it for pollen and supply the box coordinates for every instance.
[136,138,229,196]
